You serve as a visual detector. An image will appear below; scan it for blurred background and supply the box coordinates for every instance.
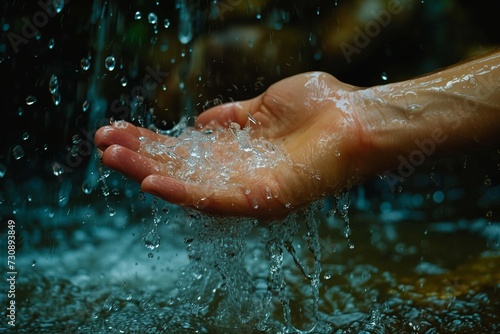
[0,0,499,333]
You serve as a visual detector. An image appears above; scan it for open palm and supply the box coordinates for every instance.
[95,72,363,218]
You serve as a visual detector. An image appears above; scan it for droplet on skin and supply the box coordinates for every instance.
[163,19,170,28]
[265,187,272,200]
[252,198,259,209]
[134,11,142,20]
[408,104,421,112]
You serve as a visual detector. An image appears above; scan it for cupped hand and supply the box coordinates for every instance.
[94,72,366,218]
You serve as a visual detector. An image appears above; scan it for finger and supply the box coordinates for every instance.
[109,121,163,142]
[95,126,142,152]
[101,145,160,183]
[141,175,254,216]
[141,175,292,218]
[195,97,262,129]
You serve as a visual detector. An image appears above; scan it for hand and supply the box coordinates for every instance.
[95,72,366,218]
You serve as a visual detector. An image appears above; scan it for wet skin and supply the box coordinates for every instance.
[95,50,500,218]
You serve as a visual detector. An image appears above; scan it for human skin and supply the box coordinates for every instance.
[95,49,500,218]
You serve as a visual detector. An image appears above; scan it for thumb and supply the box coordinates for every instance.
[195,96,262,129]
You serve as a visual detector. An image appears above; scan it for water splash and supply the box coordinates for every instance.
[137,120,293,198]
[141,196,161,250]
[336,191,354,249]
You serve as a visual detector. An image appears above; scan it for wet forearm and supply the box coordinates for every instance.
[356,49,500,175]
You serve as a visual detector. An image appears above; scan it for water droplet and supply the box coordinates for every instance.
[265,187,272,200]
[82,182,92,194]
[483,176,491,186]
[26,95,37,105]
[53,0,64,13]
[80,57,90,71]
[324,273,331,280]
[49,74,58,94]
[52,92,61,106]
[148,12,158,24]
[148,252,154,259]
[22,132,29,140]
[51,161,65,176]
[381,72,388,81]
[408,104,421,112]
[486,211,493,218]
[120,76,128,87]
[134,11,142,20]
[12,145,24,160]
[105,56,116,71]
[163,18,170,28]
[32,260,37,267]
[82,100,90,112]
[252,198,259,209]
[343,225,351,239]
[0,163,6,178]
[48,38,55,49]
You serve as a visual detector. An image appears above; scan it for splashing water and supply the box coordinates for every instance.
[135,120,293,199]
[115,119,334,331]
[176,201,329,333]
[141,197,162,250]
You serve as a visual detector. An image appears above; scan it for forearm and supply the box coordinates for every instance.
[354,49,500,176]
